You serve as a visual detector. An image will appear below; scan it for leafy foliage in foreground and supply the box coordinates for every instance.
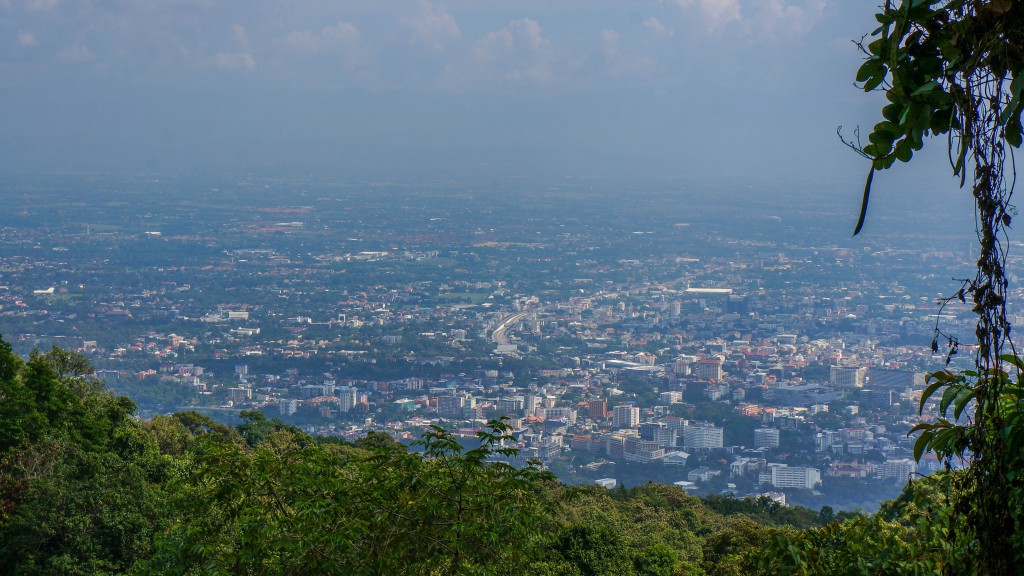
[851,3,1024,571]
[0,339,1008,575]
[145,417,556,575]
[755,474,964,575]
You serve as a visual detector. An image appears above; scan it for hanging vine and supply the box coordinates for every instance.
[850,1,1024,573]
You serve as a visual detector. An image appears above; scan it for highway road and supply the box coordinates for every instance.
[491,312,529,345]
[488,275,691,346]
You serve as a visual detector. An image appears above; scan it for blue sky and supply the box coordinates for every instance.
[0,1,948,188]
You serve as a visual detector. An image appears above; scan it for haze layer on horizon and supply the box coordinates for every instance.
[1,1,953,183]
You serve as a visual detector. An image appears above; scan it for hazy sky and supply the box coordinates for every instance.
[0,1,949,187]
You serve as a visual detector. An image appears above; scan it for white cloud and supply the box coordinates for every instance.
[58,43,95,63]
[402,1,461,51]
[643,17,674,40]
[673,0,742,32]
[194,24,257,72]
[601,28,657,79]
[473,19,553,84]
[17,31,38,47]
[669,0,826,37]
[284,21,364,71]
[285,22,360,55]
[745,0,826,36]
[207,51,255,72]
[318,21,360,51]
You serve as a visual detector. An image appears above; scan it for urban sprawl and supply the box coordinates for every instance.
[0,174,1006,510]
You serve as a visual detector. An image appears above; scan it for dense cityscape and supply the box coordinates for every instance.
[2,0,1022,572]
[0,173,1000,511]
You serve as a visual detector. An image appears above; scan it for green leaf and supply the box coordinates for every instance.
[868,127,895,155]
[864,74,886,92]
[919,378,946,413]
[1007,116,1023,148]
[882,103,903,123]
[868,38,886,56]
[873,120,899,136]
[939,385,959,415]
[910,81,939,97]
[908,422,936,435]
[999,103,1016,125]
[875,154,897,169]
[952,139,968,175]
[853,165,875,236]
[913,431,932,462]
[894,140,913,162]
[898,103,922,128]
[1011,74,1024,100]
[910,127,925,148]
[952,388,976,420]
[999,354,1024,370]
[857,59,883,83]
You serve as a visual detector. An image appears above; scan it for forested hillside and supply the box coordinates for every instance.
[0,339,993,574]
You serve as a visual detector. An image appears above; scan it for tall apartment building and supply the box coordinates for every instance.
[830,366,867,388]
[639,421,665,441]
[588,399,608,421]
[543,407,577,424]
[338,386,358,412]
[604,430,638,458]
[683,422,724,450]
[228,387,252,403]
[524,394,539,416]
[880,458,917,482]
[815,430,843,452]
[695,357,724,381]
[279,398,299,416]
[655,427,678,448]
[624,437,666,463]
[496,396,525,416]
[640,421,679,448]
[730,457,766,477]
[754,427,780,449]
[437,394,467,419]
[659,391,683,404]
[613,404,640,429]
[759,463,821,489]
[866,368,925,389]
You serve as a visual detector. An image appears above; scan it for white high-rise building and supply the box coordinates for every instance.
[544,407,577,424]
[659,391,683,404]
[880,458,917,482]
[497,396,525,416]
[754,427,780,449]
[338,387,358,412]
[437,394,467,419]
[759,463,821,489]
[524,394,540,416]
[695,357,724,381]
[830,366,867,388]
[279,399,299,416]
[683,423,724,450]
[613,404,640,428]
